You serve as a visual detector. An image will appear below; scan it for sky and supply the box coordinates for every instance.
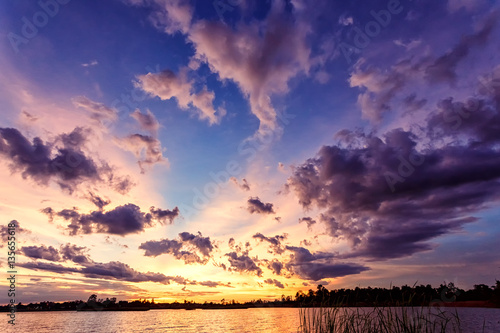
[1,0,500,304]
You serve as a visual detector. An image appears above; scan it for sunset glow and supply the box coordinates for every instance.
[1,0,500,307]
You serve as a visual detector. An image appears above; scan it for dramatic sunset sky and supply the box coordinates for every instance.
[1,0,500,304]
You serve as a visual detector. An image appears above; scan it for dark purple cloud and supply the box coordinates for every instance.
[149,206,180,224]
[19,260,175,284]
[252,232,286,254]
[225,252,263,277]
[350,11,498,122]
[140,238,182,257]
[299,217,316,229]
[178,232,214,257]
[425,12,497,85]
[87,192,110,210]
[267,259,284,275]
[0,127,97,191]
[19,262,79,274]
[20,252,232,288]
[18,243,202,286]
[288,77,500,260]
[0,220,30,247]
[46,204,179,235]
[198,281,233,288]
[22,243,91,264]
[22,245,61,262]
[60,243,91,264]
[139,232,214,264]
[264,278,285,289]
[0,127,133,193]
[247,197,275,214]
[285,246,369,281]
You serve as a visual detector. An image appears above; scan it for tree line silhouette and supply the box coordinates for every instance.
[1,281,499,312]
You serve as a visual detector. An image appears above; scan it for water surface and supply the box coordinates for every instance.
[8,307,500,332]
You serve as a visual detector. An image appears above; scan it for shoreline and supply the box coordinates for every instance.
[1,301,498,312]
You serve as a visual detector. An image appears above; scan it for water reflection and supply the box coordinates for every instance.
[12,307,500,333]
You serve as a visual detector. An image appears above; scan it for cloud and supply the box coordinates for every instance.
[350,12,497,122]
[349,60,409,123]
[266,259,284,275]
[393,39,422,51]
[288,80,500,260]
[81,60,98,67]
[87,192,110,210]
[264,278,285,289]
[252,233,287,254]
[116,134,167,173]
[139,231,213,264]
[18,242,201,286]
[136,68,225,125]
[178,232,214,257]
[299,217,316,230]
[22,245,61,261]
[46,204,179,235]
[22,243,91,264]
[0,126,133,194]
[0,220,30,247]
[124,0,193,34]
[198,281,233,288]
[225,252,263,277]
[123,0,315,137]
[149,206,180,224]
[230,177,250,191]
[247,197,275,214]
[19,261,79,274]
[19,260,181,285]
[188,2,311,136]
[0,127,107,193]
[130,109,160,134]
[338,15,353,26]
[21,111,38,122]
[447,0,487,13]
[285,246,369,281]
[59,243,91,264]
[72,96,118,123]
[425,13,497,85]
